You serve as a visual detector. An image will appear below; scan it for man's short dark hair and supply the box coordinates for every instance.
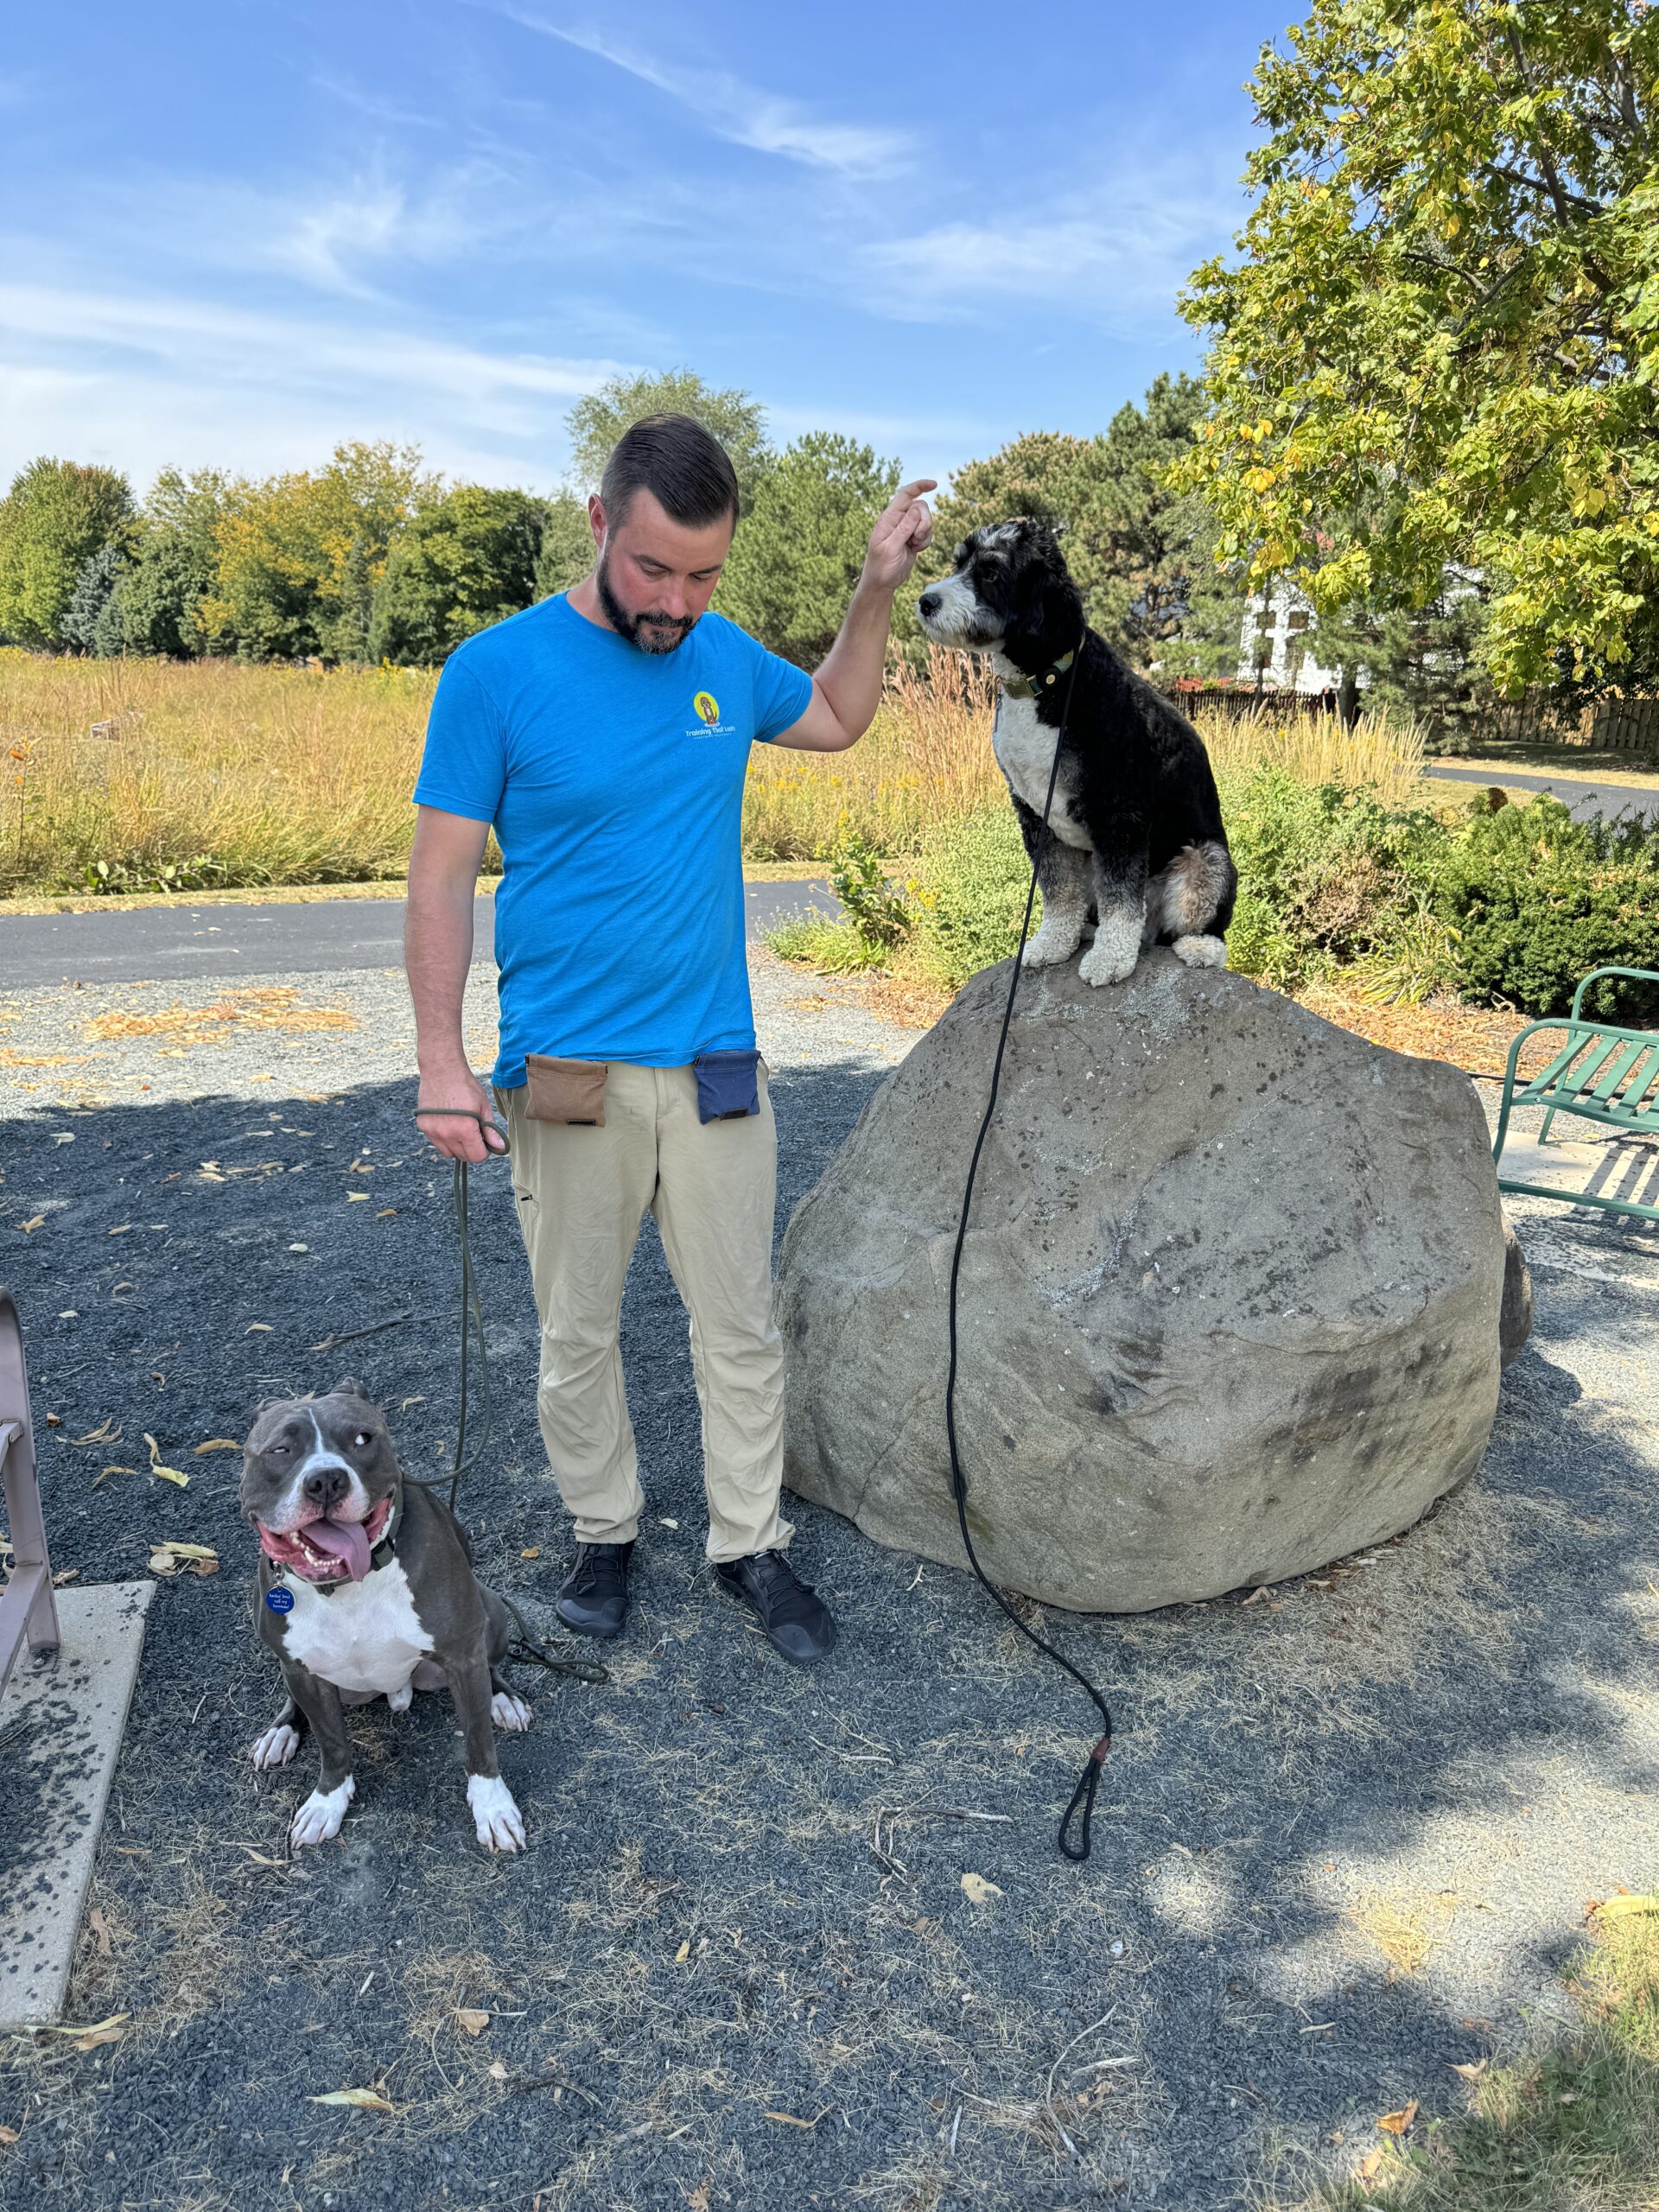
[599,413,741,532]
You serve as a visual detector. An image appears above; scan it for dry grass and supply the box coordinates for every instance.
[84,987,356,1043]
[1,645,1433,897]
[1200,703,1428,804]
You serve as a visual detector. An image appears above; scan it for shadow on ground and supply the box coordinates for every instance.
[2,1068,1657,2210]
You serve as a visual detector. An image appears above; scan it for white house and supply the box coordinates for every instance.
[1237,579,1345,694]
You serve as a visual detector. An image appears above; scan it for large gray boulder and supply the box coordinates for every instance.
[778,949,1509,1612]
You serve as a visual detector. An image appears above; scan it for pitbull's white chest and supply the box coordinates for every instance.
[279,1559,435,1697]
[992,689,1092,849]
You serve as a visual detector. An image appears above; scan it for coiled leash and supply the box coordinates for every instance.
[412,1106,609,1688]
[944,638,1116,1862]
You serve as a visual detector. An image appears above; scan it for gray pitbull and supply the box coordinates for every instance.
[240,1379,531,1853]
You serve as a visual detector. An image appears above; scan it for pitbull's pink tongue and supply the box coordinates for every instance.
[304,1516,372,1582]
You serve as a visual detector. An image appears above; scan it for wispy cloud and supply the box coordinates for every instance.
[861,149,1249,334]
[487,8,915,179]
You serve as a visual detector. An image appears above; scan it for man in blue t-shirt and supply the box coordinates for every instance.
[407,413,933,1669]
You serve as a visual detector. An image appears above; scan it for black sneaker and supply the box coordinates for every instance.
[715,1550,837,1665]
[556,1541,633,1639]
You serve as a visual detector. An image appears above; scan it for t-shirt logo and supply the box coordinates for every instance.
[687,688,734,737]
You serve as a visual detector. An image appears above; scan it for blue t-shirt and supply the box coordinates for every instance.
[412,593,814,1085]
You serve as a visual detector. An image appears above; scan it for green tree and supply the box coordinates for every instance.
[1176,0,1659,697]
[205,442,434,661]
[120,467,232,657]
[368,485,550,663]
[564,369,771,506]
[532,493,595,601]
[0,458,135,647]
[717,433,898,664]
[1313,573,1496,745]
[925,378,1247,674]
[61,543,129,657]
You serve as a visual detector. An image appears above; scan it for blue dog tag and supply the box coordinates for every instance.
[265,1585,295,1615]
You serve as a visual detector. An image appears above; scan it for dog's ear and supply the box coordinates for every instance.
[328,1374,369,1403]
[1006,525,1082,655]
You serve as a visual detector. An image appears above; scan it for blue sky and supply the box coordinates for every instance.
[2,0,1285,499]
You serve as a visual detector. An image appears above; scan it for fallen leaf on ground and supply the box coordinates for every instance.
[107,1224,133,1236]
[674,1940,690,1963]
[38,2013,127,2040]
[52,1567,79,1587]
[960,1873,1003,1904]
[454,2009,490,2036]
[74,2022,124,2052]
[308,2088,393,2113]
[765,2109,830,2129]
[1450,2059,1487,2082]
[400,1395,424,1409]
[488,2060,508,2081]
[1241,1586,1271,1606]
[71,1418,118,1446]
[88,1909,113,1958]
[1589,1894,1659,1921]
[520,1547,541,1560]
[17,1217,46,1234]
[149,1541,218,1578]
[346,1192,370,1202]
[0,2124,17,2143]
[244,1323,272,1333]
[1357,2150,1383,2181]
[1377,2100,1418,2134]
[194,1439,241,1454]
[143,1433,188,1487]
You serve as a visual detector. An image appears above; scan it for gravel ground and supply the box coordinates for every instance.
[2,948,1657,2211]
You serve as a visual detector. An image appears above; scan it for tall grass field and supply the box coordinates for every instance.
[0,644,1427,897]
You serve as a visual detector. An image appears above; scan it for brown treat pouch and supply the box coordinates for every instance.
[524,1053,608,1127]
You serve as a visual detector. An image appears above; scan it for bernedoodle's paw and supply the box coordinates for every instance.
[467,1773,527,1853]
[491,1688,532,1732]
[251,1720,302,1770]
[1021,928,1080,969]
[1078,939,1139,988]
[290,1776,355,1848]
[1172,933,1227,969]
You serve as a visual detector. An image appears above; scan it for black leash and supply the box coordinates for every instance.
[944,639,1116,1863]
[412,1106,610,1688]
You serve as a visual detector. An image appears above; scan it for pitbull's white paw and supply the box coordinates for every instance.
[467,1773,526,1853]
[491,1689,532,1732]
[1172,932,1227,969]
[291,1775,355,1848]
[386,1679,415,1713]
[251,1721,302,1770]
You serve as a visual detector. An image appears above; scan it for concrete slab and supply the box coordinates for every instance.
[0,1580,154,2031]
[1501,1131,1659,1212]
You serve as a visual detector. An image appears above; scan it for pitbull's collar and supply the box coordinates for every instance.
[270,1484,404,1599]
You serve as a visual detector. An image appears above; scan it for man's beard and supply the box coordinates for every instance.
[595,545,696,654]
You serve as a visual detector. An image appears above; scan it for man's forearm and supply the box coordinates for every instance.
[405,876,477,1077]
[814,576,897,745]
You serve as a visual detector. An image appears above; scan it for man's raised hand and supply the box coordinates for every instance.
[862,479,937,594]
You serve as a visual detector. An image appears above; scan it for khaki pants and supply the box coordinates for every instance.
[493,1061,791,1564]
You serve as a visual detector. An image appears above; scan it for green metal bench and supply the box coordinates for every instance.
[1491,965,1659,1224]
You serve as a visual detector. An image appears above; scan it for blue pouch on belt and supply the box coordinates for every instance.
[692,1048,761,1123]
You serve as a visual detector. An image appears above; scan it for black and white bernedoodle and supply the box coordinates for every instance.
[242,1381,531,1853]
[917,519,1236,986]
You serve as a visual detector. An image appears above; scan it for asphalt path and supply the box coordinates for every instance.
[0,877,836,988]
[1424,760,1659,821]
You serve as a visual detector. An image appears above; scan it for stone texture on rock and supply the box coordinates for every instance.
[1499,1216,1533,1370]
[778,949,1507,1613]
